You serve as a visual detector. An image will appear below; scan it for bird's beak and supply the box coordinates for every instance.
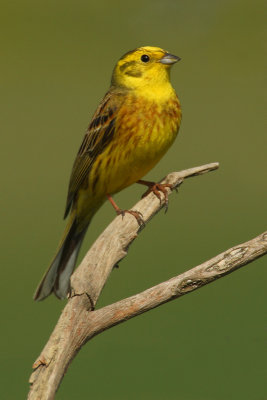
[159,53,181,65]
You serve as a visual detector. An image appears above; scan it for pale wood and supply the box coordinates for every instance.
[70,162,220,303]
[28,161,262,400]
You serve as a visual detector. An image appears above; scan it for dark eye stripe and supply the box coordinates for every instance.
[119,60,137,72]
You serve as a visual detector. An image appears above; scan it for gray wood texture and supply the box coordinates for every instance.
[28,162,267,399]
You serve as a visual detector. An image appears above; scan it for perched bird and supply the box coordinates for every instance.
[34,46,182,301]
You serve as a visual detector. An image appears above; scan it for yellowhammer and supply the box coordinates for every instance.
[34,46,182,301]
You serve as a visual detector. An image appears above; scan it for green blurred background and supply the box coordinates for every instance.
[1,0,266,399]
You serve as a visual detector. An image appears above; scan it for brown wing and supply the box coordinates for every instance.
[64,89,125,218]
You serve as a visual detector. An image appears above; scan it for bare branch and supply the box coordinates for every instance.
[29,230,267,400]
[28,162,228,400]
[70,162,220,305]
[86,230,267,332]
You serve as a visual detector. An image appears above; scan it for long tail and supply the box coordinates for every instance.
[34,213,89,301]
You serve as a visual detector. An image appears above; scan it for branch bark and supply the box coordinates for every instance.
[28,162,267,400]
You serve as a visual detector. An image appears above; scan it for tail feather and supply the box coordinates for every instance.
[34,216,89,301]
[53,225,87,299]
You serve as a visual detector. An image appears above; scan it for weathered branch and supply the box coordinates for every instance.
[88,230,267,329]
[70,162,220,304]
[28,162,246,400]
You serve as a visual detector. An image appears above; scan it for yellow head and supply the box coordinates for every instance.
[111,46,181,90]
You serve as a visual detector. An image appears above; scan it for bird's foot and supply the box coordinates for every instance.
[137,180,173,213]
[116,208,144,226]
[107,194,144,227]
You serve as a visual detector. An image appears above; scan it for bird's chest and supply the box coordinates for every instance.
[105,97,181,191]
[119,97,181,164]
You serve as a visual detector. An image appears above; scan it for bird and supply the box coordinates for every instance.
[34,46,182,301]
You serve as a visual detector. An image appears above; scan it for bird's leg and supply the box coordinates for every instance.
[137,179,173,212]
[106,194,144,226]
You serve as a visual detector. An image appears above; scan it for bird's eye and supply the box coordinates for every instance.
[141,54,150,63]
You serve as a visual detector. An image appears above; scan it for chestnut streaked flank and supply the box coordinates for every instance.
[34,46,182,301]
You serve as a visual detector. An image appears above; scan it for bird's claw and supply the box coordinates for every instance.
[116,209,145,227]
[142,182,173,212]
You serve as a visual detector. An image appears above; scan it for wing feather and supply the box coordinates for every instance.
[64,89,124,218]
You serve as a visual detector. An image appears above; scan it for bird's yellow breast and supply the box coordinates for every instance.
[87,92,181,197]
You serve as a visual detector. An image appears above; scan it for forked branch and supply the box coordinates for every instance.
[28,162,267,400]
